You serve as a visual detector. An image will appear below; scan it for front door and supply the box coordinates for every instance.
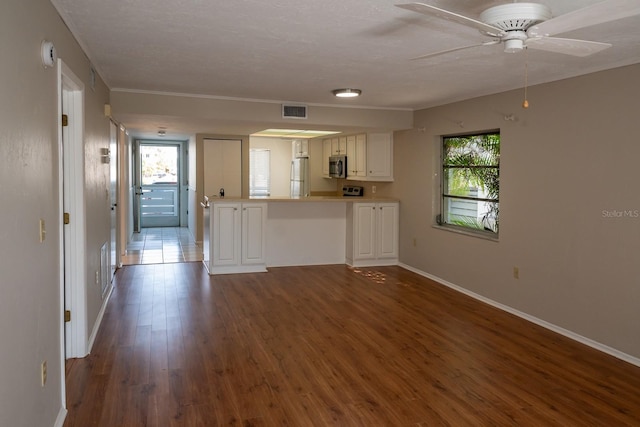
[134,142,181,228]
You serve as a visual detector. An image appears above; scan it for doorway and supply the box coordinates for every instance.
[134,141,182,230]
[124,139,200,265]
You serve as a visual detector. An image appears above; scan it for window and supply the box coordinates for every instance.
[441,132,500,235]
[249,149,271,197]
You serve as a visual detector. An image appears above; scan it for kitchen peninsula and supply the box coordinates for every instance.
[203,196,399,275]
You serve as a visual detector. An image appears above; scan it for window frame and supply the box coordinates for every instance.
[438,130,500,239]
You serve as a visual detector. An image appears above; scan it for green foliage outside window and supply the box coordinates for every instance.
[442,132,500,233]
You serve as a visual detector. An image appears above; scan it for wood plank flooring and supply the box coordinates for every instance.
[64,263,640,426]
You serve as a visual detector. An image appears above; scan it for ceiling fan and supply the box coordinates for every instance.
[396,0,640,59]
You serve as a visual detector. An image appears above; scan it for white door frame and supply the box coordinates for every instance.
[58,60,88,381]
[109,121,119,273]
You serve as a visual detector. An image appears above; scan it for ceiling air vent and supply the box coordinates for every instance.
[282,104,307,119]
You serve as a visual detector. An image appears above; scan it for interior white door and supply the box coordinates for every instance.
[109,122,118,276]
[59,60,88,359]
[203,139,242,198]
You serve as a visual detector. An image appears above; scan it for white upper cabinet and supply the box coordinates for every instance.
[323,132,393,181]
[332,137,347,155]
[322,138,332,177]
[292,139,309,158]
[346,134,367,179]
[366,132,393,181]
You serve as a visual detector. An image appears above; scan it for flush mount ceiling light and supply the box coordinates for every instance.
[157,128,166,137]
[332,88,361,98]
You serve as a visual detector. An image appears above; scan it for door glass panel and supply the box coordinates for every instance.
[139,144,180,227]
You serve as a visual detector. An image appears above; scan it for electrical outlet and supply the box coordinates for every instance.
[41,361,47,387]
[372,185,377,194]
[513,267,519,280]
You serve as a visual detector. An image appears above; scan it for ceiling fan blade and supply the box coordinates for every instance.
[411,40,500,60]
[525,37,612,57]
[396,3,505,37]
[528,0,640,37]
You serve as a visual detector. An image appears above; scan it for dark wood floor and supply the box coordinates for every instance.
[64,263,640,426]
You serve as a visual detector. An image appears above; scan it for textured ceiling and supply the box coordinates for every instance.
[50,0,640,135]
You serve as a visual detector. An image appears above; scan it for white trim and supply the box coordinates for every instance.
[347,259,399,268]
[59,60,89,359]
[56,58,67,421]
[399,262,640,368]
[54,407,67,427]
[87,284,114,353]
[209,265,268,275]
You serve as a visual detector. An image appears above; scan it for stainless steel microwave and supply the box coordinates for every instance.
[329,155,347,178]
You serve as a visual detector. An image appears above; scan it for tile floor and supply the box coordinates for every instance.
[121,227,203,265]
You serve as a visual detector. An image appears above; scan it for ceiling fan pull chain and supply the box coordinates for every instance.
[522,48,530,109]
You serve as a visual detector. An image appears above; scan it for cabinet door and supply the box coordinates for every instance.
[346,135,357,178]
[338,137,347,154]
[330,137,340,155]
[322,139,331,176]
[242,203,266,265]
[293,139,309,158]
[354,203,377,260]
[355,134,367,177]
[367,133,393,179]
[212,203,240,266]
[377,203,399,259]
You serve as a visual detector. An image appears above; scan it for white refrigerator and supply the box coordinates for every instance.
[290,157,310,197]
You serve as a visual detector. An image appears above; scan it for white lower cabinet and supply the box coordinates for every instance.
[346,202,399,267]
[208,202,267,274]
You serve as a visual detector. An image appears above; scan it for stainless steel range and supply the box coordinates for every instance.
[342,185,364,197]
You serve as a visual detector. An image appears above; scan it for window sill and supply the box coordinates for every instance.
[432,224,499,242]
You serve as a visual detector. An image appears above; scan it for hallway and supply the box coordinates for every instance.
[121,227,203,265]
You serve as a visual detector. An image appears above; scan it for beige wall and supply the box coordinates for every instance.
[0,0,111,425]
[391,64,640,359]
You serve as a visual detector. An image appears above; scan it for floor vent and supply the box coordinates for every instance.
[282,104,307,119]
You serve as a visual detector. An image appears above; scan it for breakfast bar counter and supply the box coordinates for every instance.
[203,196,399,275]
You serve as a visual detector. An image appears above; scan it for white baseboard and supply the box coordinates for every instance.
[54,407,67,427]
[399,263,640,368]
[86,283,114,354]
